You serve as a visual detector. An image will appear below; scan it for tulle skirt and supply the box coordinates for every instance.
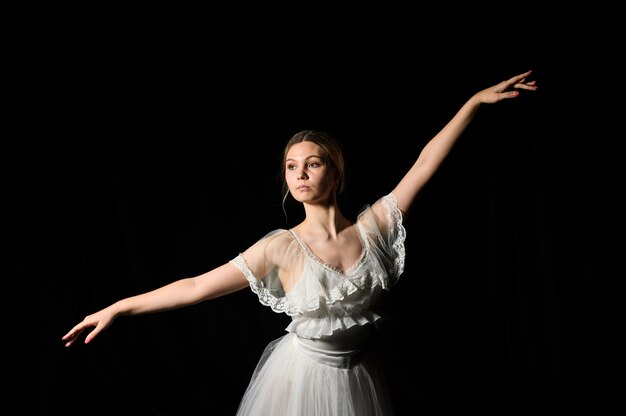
[235,332,394,416]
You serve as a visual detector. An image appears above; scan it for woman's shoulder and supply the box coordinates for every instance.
[252,228,290,246]
[239,228,298,268]
[259,228,290,239]
[255,228,298,250]
[356,193,398,221]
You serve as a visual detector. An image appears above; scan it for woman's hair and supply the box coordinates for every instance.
[281,130,346,213]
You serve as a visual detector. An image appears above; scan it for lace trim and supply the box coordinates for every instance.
[229,255,299,316]
[382,193,406,282]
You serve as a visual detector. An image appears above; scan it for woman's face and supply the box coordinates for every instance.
[285,141,336,205]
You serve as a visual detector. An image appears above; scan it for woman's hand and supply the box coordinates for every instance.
[475,70,538,104]
[62,305,118,347]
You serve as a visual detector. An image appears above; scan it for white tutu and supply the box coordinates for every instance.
[235,333,395,416]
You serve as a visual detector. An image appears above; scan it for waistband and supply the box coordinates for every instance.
[293,335,366,369]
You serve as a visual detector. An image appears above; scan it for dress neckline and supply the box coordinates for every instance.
[288,226,367,276]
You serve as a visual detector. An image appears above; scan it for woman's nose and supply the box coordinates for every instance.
[297,169,308,180]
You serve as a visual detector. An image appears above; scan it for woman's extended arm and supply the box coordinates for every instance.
[62,262,249,346]
[392,70,538,214]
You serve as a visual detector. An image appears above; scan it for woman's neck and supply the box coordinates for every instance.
[298,202,351,238]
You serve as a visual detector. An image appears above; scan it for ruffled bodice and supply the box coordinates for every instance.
[230,193,406,340]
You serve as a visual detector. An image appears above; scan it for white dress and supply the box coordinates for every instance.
[229,193,406,416]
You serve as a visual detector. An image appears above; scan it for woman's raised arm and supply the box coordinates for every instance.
[392,70,538,214]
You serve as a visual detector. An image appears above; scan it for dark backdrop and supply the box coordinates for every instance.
[11,32,623,415]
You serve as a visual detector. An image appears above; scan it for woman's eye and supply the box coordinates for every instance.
[287,165,296,171]
[309,162,320,168]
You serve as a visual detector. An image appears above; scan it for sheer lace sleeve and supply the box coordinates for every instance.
[229,229,302,315]
[356,193,406,287]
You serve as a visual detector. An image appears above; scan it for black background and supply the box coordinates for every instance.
[11,27,624,415]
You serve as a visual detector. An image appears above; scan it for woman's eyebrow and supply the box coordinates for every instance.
[285,155,322,162]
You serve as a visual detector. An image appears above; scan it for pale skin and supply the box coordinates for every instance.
[62,70,538,347]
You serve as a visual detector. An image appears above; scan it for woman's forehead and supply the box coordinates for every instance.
[286,141,323,160]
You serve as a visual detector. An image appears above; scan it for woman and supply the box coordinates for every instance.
[63,70,538,415]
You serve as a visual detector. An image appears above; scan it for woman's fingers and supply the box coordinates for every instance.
[515,79,539,90]
[510,71,538,90]
[62,321,96,346]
